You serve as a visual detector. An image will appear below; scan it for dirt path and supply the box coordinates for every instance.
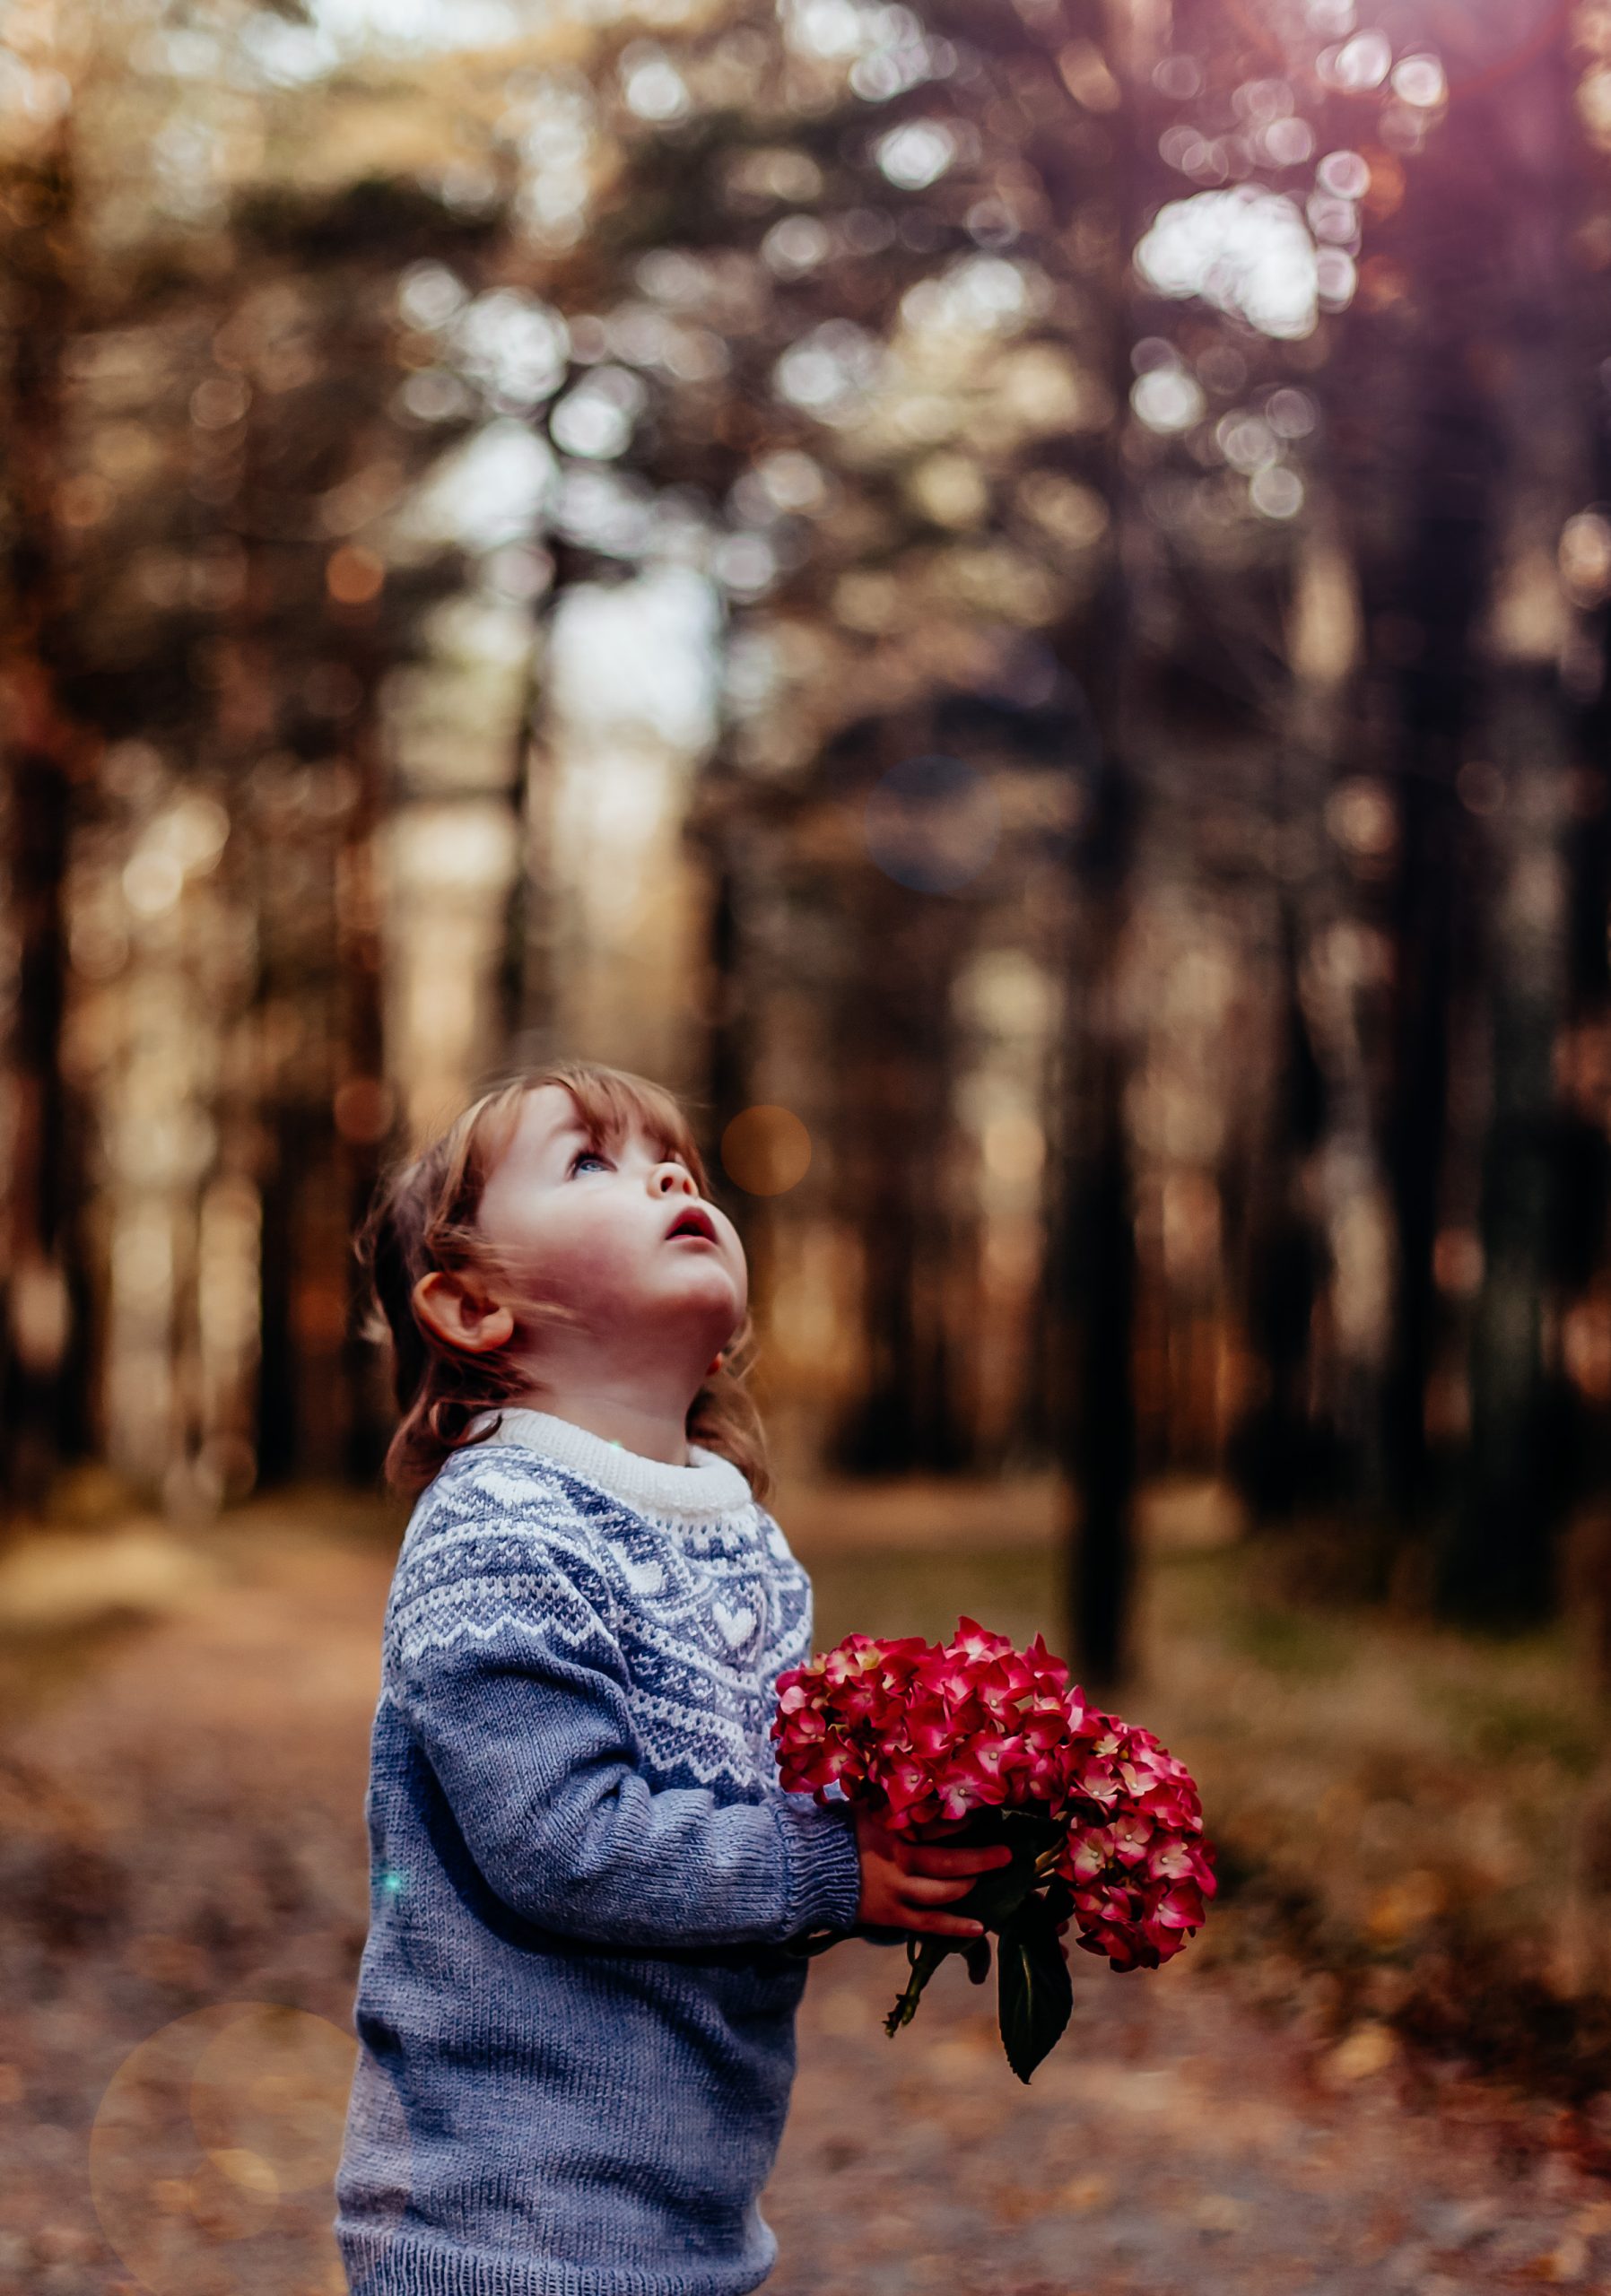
[2,1504,1608,2296]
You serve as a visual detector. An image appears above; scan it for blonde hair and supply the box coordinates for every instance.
[357,1061,767,1498]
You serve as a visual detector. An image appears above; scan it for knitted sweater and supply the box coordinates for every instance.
[333,1410,864,2296]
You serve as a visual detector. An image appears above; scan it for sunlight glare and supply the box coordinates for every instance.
[398,422,558,554]
[311,0,524,50]
[549,567,720,749]
[1136,188,1318,341]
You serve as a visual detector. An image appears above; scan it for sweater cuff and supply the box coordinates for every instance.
[774,1794,863,1937]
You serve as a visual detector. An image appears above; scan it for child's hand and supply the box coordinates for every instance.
[852,1809,1013,1939]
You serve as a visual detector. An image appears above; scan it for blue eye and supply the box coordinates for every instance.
[570,1149,612,1177]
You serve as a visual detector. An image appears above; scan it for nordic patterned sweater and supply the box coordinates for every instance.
[333,1408,864,2296]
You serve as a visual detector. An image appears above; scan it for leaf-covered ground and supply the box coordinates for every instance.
[2,1484,1610,2296]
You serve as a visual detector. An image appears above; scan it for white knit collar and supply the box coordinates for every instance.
[467,1405,753,1519]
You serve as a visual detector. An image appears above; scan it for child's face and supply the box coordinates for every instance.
[475,1085,748,1369]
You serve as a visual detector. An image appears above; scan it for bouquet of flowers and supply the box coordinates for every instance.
[772,1618,1215,2083]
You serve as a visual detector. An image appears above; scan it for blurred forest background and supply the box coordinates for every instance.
[18,4,1611,2285]
[6,0,1611,1659]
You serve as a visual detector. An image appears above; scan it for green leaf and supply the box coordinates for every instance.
[996,1897,1074,2084]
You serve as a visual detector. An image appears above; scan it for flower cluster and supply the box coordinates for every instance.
[772,1617,1215,1972]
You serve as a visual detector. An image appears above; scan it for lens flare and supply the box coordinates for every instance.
[864,755,1002,893]
[90,2004,379,2296]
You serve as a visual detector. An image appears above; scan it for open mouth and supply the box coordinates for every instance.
[666,1205,718,1244]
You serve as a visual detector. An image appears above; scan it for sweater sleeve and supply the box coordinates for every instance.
[387,1509,863,1952]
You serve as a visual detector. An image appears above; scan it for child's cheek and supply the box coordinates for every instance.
[543,1215,641,1312]
[504,1213,605,1314]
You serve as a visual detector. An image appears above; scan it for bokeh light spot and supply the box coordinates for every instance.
[327,546,385,605]
[875,119,956,191]
[190,377,251,430]
[722,1106,813,1197]
[983,1114,1046,1184]
[1262,116,1315,167]
[1316,148,1372,200]
[1322,30,1392,91]
[1560,511,1611,607]
[1251,465,1305,520]
[864,756,1002,893]
[1132,367,1206,435]
[1267,387,1318,439]
[1153,53,1202,100]
[620,43,691,122]
[1327,778,1397,859]
[549,367,645,461]
[123,849,185,919]
[1315,248,1358,313]
[1391,54,1447,109]
[334,1078,396,1145]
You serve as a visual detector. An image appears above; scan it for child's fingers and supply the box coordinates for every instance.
[894,1872,981,1908]
[901,1908,987,1938]
[904,1844,1014,1878]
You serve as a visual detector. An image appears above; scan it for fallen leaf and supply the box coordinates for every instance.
[1524,2234,1589,2283]
[1058,2173,1112,2213]
[1327,2022,1399,2083]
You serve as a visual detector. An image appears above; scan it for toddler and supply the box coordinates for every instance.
[333,1060,1009,2296]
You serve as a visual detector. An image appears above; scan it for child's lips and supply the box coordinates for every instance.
[666,1205,718,1245]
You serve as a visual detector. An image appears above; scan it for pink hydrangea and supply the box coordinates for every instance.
[772,1616,1216,1973]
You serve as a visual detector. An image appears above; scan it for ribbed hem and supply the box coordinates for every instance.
[774,1794,862,1935]
[339,2229,776,2296]
[466,1408,752,1521]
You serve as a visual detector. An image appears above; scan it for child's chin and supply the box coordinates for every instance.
[659,1263,745,1326]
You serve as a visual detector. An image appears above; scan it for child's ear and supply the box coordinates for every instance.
[413,1271,516,1354]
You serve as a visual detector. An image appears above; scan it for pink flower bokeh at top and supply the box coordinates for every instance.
[772,1618,1216,1973]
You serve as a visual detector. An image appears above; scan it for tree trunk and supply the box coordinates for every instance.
[837,877,964,1474]
[1045,0,1144,1688]
[0,140,89,1515]
[1065,896,1138,1687]
[1449,671,1570,1620]
[1232,899,1328,1523]
[1439,36,1581,1622]
[338,672,393,1486]
[1377,417,1488,1534]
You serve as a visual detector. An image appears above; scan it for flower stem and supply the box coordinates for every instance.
[884,1939,950,2036]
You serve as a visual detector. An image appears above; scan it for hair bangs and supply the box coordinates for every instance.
[558,1065,709,1192]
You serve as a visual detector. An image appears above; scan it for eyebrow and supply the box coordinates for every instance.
[546,1118,595,1155]
[548,1114,630,1156]
[544,1111,686,1163]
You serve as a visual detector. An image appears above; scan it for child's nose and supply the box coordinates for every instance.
[650,1162,698,1197]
